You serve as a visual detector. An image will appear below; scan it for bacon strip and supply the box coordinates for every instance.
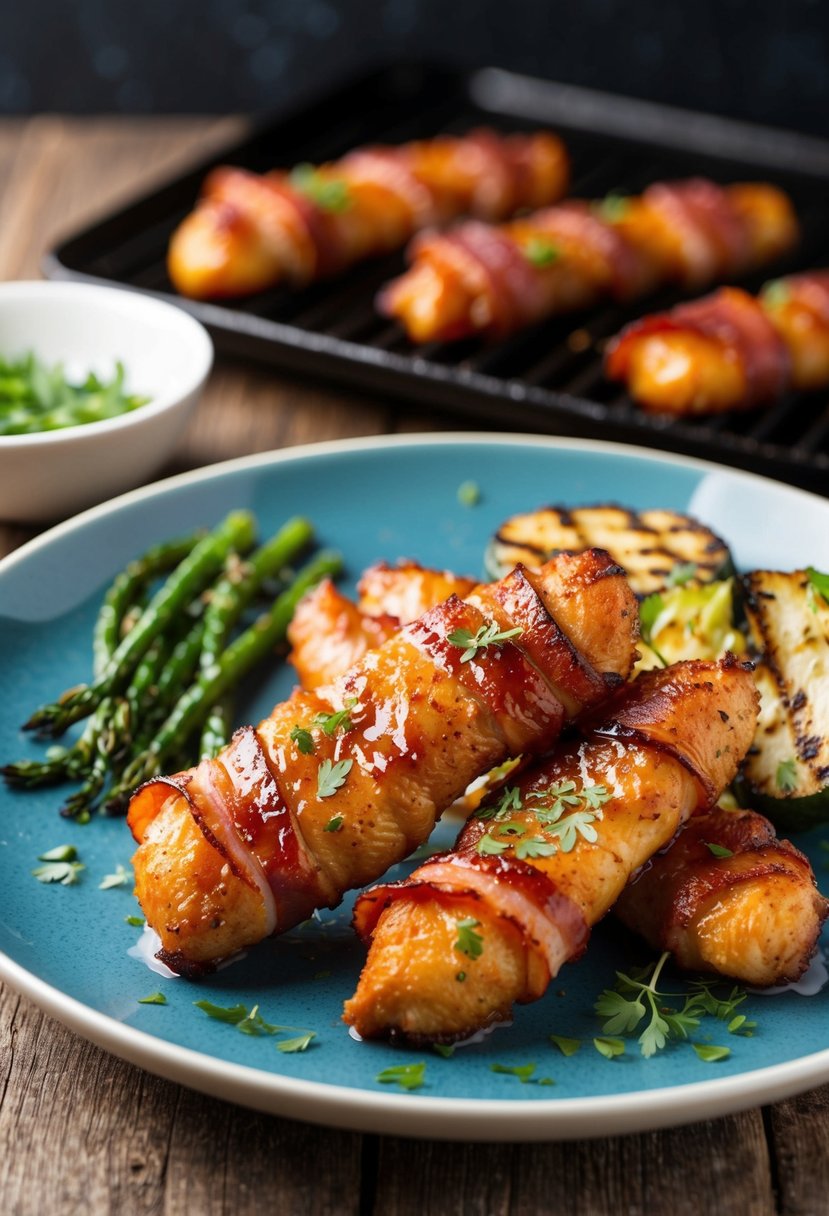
[606,287,791,410]
[129,549,639,973]
[644,179,752,286]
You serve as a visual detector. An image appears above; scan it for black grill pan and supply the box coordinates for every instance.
[44,64,829,495]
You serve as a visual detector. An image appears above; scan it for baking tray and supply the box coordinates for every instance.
[45,64,829,494]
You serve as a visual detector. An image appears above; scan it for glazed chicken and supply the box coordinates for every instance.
[615,806,828,986]
[128,549,638,974]
[344,659,759,1043]
[288,559,476,690]
[168,129,569,299]
[379,178,798,343]
[605,271,829,415]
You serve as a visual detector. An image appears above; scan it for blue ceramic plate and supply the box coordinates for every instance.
[1,434,828,1141]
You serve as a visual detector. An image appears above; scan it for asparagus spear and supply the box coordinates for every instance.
[107,549,343,810]
[197,516,314,758]
[23,511,257,738]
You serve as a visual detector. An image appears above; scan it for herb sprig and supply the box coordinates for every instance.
[32,844,85,886]
[447,619,523,663]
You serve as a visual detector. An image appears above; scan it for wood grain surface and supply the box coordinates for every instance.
[0,117,826,1216]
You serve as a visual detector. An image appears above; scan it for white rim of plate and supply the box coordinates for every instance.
[1,430,828,1142]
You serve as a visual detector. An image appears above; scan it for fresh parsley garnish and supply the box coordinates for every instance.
[491,1062,554,1085]
[666,561,697,587]
[433,1043,455,1058]
[125,914,145,927]
[522,236,559,268]
[692,1043,731,1063]
[99,864,130,890]
[477,785,523,822]
[476,832,509,856]
[447,620,523,663]
[290,724,315,755]
[317,757,353,799]
[762,279,790,309]
[514,836,558,860]
[376,1063,426,1091]
[806,567,829,609]
[313,697,358,737]
[289,164,351,212]
[704,842,734,859]
[595,953,754,1058]
[593,1036,625,1059]
[454,917,484,960]
[593,193,630,222]
[549,1034,581,1057]
[33,844,85,886]
[194,1000,315,1048]
[639,593,668,666]
[324,814,344,833]
[457,480,481,507]
[138,992,167,1005]
[776,758,799,793]
[276,1032,317,1053]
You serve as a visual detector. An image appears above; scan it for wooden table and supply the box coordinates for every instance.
[0,116,826,1216]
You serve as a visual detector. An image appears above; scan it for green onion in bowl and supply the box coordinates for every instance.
[0,352,149,435]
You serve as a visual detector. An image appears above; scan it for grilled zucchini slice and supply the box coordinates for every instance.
[736,568,829,831]
[485,505,733,595]
[636,578,748,671]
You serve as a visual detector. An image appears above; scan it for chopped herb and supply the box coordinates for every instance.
[447,619,523,663]
[433,1043,455,1058]
[692,1043,731,1063]
[195,999,256,1026]
[666,562,697,587]
[514,836,558,860]
[594,1036,626,1059]
[237,1004,282,1036]
[762,279,790,309]
[456,971,467,983]
[806,566,829,607]
[549,1034,581,1057]
[522,236,559,268]
[324,814,344,833]
[537,1077,556,1086]
[276,1032,316,1053]
[491,1062,537,1083]
[317,757,353,799]
[476,832,509,856]
[776,758,799,793]
[124,914,145,927]
[476,785,523,822]
[289,163,351,212]
[457,480,481,507]
[704,842,734,859]
[99,863,130,889]
[313,697,358,737]
[138,992,167,1005]
[454,916,484,960]
[33,844,84,886]
[639,593,668,666]
[593,193,630,222]
[376,1063,426,1091]
[290,724,315,755]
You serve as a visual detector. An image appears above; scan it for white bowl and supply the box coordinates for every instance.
[0,281,213,521]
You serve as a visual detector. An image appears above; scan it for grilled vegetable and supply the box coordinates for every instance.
[737,568,829,830]
[485,505,733,595]
[637,579,748,671]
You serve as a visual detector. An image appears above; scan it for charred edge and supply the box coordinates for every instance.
[155,947,217,979]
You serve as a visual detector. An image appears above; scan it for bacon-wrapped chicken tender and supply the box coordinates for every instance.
[289,560,476,691]
[379,179,798,343]
[344,658,758,1044]
[128,550,638,975]
[605,271,829,416]
[615,807,828,986]
[168,129,569,299]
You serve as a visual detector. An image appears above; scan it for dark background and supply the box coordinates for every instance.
[7,0,829,136]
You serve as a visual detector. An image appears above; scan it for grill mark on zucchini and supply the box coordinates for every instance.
[485,504,734,596]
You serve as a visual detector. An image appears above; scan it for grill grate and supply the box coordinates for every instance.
[45,65,829,494]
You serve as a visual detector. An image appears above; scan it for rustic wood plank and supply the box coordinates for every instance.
[767,1085,829,1215]
[372,1110,775,1216]
[0,985,362,1216]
